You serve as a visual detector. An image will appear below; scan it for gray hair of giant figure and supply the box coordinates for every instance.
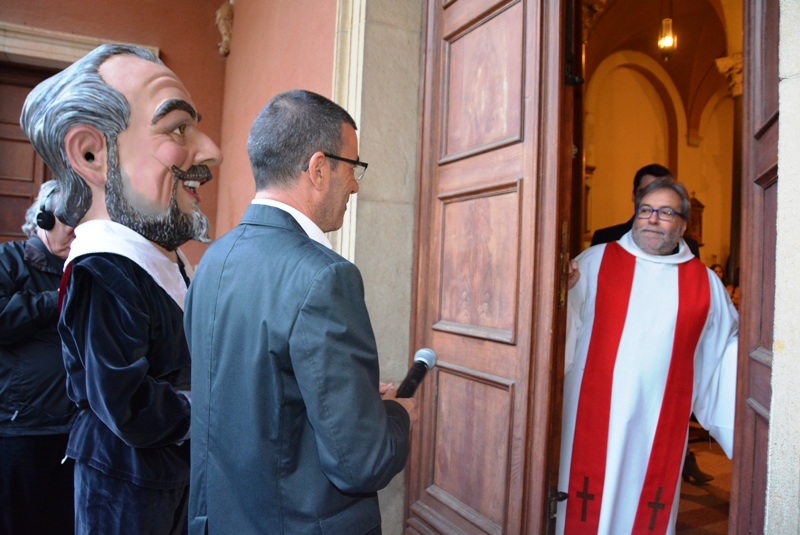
[20,44,163,228]
[22,180,60,238]
[634,176,691,222]
[247,89,357,191]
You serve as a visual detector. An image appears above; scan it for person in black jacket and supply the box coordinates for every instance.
[591,163,701,258]
[0,179,76,534]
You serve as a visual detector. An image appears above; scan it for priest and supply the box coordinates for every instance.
[557,177,738,534]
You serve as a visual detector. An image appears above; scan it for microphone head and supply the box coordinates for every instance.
[413,348,437,369]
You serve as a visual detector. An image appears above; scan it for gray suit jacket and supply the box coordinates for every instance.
[185,204,410,535]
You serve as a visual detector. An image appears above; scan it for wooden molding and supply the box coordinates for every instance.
[0,21,159,69]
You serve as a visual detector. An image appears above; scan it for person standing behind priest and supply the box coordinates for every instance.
[557,177,738,534]
[185,89,417,535]
[591,163,701,258]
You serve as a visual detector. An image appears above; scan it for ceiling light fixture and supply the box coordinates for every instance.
[658,0,677,61]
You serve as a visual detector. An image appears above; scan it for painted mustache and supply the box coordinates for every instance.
[172,165,213,186]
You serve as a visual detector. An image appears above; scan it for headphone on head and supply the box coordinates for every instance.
[36,188,57,231]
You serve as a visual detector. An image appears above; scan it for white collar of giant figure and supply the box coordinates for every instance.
[66,220,192,310]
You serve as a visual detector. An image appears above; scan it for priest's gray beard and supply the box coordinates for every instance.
[104,141,211,251]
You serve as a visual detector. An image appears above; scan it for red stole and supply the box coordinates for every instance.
[564,242,710,534]
[59,261,73,312]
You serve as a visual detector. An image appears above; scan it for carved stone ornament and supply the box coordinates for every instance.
[215,0,235,57]
[582,0,608,42]
[715,53,743,97]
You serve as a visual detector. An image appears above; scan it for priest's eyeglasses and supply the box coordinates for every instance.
[636,205,685,221]
[303,153,369,182]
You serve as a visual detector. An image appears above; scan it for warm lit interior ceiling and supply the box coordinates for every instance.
[584,0,729,140]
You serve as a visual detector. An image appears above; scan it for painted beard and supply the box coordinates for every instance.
[104,141,211,251]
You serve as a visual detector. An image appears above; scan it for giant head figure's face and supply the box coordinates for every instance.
[99,54,222,250]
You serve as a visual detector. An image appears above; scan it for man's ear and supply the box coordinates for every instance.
[306,151,328,191]
[65,125,107,187]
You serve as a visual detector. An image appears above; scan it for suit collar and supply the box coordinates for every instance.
[243,202,332,249]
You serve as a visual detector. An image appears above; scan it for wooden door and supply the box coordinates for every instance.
[405,0,569,532]
[0,63,55,243]
[729,0,777,532]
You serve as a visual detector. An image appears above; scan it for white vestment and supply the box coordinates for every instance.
[556,231,738,535]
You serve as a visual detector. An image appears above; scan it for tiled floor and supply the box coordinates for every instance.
[676,439,731,534]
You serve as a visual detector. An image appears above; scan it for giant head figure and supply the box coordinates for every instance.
[20,43,222,251]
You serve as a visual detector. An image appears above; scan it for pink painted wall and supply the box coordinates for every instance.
[214,0,337,235]
[0,0,336,263]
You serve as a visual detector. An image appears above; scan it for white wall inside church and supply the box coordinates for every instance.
[585,66,669,233]
[683,93,734,267]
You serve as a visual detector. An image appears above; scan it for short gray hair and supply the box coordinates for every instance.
[634,176,691,222]
[22,180,61,238]
[247,90,357,190]
[20,43,162,227]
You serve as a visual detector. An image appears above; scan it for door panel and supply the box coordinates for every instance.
[407,0,567,532]
[0,63,55,243]
[729,0,777,532]
[441,2,523,159]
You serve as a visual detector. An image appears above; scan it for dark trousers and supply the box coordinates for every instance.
[74,462,188,535]
[0,433,74,535]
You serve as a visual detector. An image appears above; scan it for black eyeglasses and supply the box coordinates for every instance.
[636,205,685,221]
[303,153,369,182]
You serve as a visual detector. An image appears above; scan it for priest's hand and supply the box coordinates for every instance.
[568,259,580,289]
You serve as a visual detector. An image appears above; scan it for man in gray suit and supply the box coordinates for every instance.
[185,90,417,535]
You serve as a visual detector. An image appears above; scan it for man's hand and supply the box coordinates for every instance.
[380,382,418,425]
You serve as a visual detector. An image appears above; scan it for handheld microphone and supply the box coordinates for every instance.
[396,348,437,398]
